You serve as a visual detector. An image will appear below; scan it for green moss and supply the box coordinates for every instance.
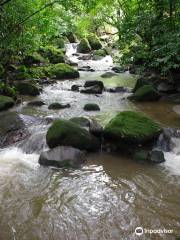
[78,38,91,53]
[15,63,79,80]
[129,85,160,101]
[87,34,102,50]
[0,83,17,99]
[70,117,90,127]
[84,103,100,111]
[0,64,4,78]
[0,95,14,111]
[46,119,100,151]
[45,63,79,79]
[15,82,40,96]
[39,45,65,64]
[104,111,162,144]
[23,52,46,66]
[92,49,107,60]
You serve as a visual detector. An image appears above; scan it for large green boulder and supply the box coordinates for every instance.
[15,82,40,96]
[78,38,91,53]
[92,49,107,60]
[133,77,148,92]
[129,85,160,102]
[104,111,162,145]
[39,46,65,64]
[46,63,79,79]
[46,119,100,151]
[0,95,14,111]
[23,52,46,66]
[87,34,102,50]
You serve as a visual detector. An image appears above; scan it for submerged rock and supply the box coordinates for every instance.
[0,95,14,111]
[104,111,162,145]
[129,85,160,102]
[78,38,91,53]
[101,72,117,78]
[46,119,101,151]
[84,103,100,111]
[48,103,70,110]
[39,146,86,168]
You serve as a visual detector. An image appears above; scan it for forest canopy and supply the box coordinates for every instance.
[0,0,180,74]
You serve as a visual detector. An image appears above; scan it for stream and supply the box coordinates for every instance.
[0,43,180,240]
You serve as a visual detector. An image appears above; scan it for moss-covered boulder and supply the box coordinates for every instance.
[104,111,162,145]
[23,52,46,66]
[46,63,79,79]
[78,38,91,53]
[133,149,165,163]
[0,95,14,111]
[84,103,100,111]
[129,85,160,102]
[46,119,100,151]
[15,63,79,80]
[92,49,107,60]
[39,46,65,64]
[87,34,102,50]
[51,36,69,49]
[133,77,149,92]
[15,82,40,96]
[67,32,78,43]
[48,102,70,110]
[0,82,17,99]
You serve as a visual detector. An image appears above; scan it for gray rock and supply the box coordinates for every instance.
[27,100,45,107]
[48,103,70,110]
[0,112,28,147]
[39,146,86,168]
[84,80,104,90]
[80,85,103,94]
[71,84,81,92]
[148,150,165,163]
[84,103,100,111]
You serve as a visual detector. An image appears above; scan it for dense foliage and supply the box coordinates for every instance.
[0,0,179,75]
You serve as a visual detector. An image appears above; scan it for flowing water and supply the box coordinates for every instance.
[0,44,180,240]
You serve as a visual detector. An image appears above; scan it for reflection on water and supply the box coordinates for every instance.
[0,150,179,240]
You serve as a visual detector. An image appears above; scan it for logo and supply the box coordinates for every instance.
[135,227,144,236]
